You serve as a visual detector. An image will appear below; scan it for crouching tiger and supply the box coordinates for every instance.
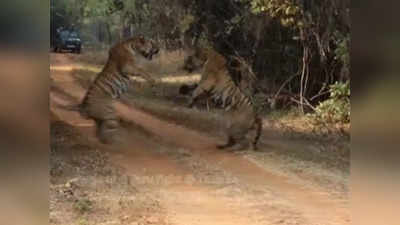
[182,47,262,151]
[79,35,159,144]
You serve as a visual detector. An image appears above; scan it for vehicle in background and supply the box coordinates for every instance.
[52,29,82,54]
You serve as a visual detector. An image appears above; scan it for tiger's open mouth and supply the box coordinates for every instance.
[183,64,195,73]
[142,48,159,60]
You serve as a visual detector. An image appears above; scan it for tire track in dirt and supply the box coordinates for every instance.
[116,102,349,225]
[50,53,349,225]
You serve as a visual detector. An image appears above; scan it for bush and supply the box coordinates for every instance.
[74,198,93,214]
[309,81,350,124]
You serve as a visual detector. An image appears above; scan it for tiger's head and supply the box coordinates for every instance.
[183,47,208,73]
[128,35,160,60]
[109,35,160,64]
[106,35,160,84]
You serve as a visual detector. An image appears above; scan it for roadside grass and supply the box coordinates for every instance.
[74,198,93,214]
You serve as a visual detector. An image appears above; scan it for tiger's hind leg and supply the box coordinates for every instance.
[250,117,262,151]
[217,134,249,152]
[217,136,236,149]
[231,140,250,152]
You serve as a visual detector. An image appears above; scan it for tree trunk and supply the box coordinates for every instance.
[106,22,112,46]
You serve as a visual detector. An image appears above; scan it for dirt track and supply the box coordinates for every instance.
[50,53,349,225]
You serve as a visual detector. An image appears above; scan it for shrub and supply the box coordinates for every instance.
[74,198,93,214]
[309,81,350,124]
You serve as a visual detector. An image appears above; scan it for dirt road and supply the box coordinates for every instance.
[50,53,349,225]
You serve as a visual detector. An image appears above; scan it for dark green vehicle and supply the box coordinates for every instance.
[53,29,82,54]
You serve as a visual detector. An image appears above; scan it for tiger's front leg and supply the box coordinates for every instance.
[122,64,157,86]
[188,86,207,108]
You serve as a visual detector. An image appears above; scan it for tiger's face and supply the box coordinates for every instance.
[129,36,160,60]
[183,48,208,73]
[106,36,160,84]
[109,35,160,63]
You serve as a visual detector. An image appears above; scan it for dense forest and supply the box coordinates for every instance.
[51,0,350,125]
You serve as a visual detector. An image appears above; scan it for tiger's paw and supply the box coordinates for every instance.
[216,144,227,149]
[97,120,119,144]
[229,142,250,152]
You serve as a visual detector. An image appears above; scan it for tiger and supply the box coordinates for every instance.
[79,35,160,144]
[182,47,263,151]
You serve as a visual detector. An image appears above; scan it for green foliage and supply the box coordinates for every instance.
[51,0,351,124]
[77,217,89,225]
[74,198,93,214]
[334,34,350,67]
[329,81,350,99]
[180,14,195,33]
[250,0,303,28]
[309,81,350,124]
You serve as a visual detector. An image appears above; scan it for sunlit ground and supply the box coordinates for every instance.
[50,65,202,84]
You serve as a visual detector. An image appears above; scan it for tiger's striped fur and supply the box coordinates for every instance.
[79,36,159,144]
[183,47,262,151]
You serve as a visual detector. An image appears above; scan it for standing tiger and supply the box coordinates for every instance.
[182,47,263,151]
[79,35,160,144]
